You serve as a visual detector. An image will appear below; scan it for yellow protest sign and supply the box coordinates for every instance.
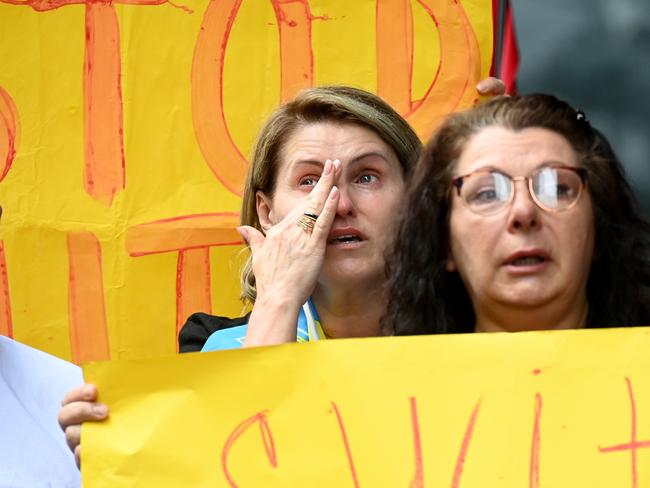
[0,0,492,363]
[84,327,650,487]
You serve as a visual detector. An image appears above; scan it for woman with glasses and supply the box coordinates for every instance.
[383,94,650,335]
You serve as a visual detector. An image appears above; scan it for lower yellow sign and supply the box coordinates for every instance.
[83,327,650,487]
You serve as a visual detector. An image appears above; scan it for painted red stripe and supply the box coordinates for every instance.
[67,232,110,363]
[0,241,13,338]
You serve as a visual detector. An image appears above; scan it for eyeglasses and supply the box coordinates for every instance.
[451,165,588,215]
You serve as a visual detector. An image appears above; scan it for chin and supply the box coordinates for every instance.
[496,290,556,310]
[322,261,384,287]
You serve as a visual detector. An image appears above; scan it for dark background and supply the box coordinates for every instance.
[512,0,649,218]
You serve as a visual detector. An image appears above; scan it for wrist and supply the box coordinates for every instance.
[243,294,305,347]
[253,290,306,312]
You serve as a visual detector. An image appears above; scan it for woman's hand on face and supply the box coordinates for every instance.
[476,77,507,97]
[239,159,341,346]
[58,383,108,468]
[240,159,341,308]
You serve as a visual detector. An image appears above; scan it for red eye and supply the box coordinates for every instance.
[299,176,319,187]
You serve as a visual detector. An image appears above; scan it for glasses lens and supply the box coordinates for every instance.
[533,167,583,210]
[461,172,511,214]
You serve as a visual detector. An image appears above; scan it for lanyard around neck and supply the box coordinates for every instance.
[300,299,326,342]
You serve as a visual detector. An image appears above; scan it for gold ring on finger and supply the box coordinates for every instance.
[297,215,316,233]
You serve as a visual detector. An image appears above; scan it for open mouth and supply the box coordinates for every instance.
[328,235,362,244]
[505,250,550,267]
[327,227,365,245]
[510,255,545,266]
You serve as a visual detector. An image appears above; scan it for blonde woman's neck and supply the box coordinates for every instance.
[312,283,386,339]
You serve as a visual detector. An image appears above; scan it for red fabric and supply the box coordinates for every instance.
[490,0,519,94]
[500,1,519,94]
[490,0,500,76]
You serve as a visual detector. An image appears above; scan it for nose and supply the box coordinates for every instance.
[507,178,540,232]
[335,184,355,217]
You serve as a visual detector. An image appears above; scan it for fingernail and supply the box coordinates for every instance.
[476,78,490,92]
[332,159,341,171]
[82,384,94,397]
[92,404,107,417]
[329,186,339,199]
[323,159,333,175]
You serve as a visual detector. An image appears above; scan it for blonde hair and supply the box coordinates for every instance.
[239,85,421,304]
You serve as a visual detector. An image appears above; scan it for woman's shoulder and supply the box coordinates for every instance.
[178,312,251,353]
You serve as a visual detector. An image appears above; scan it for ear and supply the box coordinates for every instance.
[256,191,274,232]
[445,252,456,272]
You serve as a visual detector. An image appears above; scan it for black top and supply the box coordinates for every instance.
[178,312,251,353]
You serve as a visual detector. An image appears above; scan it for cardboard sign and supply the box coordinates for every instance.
[84,327,650,486]
[0,0,492,362]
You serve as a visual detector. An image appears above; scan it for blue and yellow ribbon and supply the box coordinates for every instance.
[202,298,325,352]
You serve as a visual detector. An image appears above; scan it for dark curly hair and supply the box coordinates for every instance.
[382,94,650,335]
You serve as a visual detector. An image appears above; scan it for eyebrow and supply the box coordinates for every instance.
[464,160,577,176]
[292,151,392,168]
[291,160,324,170]
[348,151,393,166]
